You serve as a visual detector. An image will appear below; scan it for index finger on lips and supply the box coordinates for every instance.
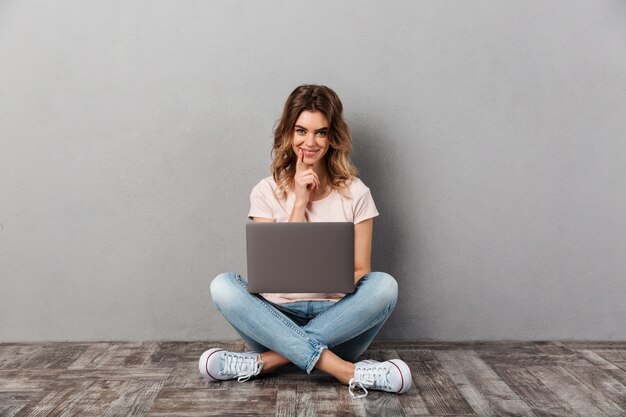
[296,148,305,172]
[296,148,314,171]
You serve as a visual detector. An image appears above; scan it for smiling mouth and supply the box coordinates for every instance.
[302,149,320,157]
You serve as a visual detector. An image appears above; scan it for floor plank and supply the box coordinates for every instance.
[0,341,624,417]
[401,349,475,415]
[527,366,624,417]
[433,350,537,417]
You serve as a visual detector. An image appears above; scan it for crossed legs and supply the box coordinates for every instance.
[209,271,398,384]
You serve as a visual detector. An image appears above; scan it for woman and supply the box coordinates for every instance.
[199,85,412,399]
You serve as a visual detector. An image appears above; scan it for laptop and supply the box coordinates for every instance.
[246,222,355,293]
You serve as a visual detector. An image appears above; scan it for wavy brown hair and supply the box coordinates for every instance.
[270,85,358,201]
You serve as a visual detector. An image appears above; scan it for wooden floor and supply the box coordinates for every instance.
[1,340,626,417]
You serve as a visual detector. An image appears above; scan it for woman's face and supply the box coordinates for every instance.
[291,110,330,169]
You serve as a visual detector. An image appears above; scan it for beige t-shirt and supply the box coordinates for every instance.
[247,175,380,304]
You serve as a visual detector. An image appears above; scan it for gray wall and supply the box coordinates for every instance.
[1,0,625,342]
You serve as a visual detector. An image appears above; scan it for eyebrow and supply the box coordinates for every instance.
[295,125,328,132]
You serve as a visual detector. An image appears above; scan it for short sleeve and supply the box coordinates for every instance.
[248,179,275,221]
[353,187,380,224]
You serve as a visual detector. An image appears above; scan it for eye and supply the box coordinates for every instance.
[295,128,306,135]
[316,131,327,138]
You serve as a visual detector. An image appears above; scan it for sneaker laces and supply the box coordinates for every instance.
[348,363,392,399]
[220,352,264,382]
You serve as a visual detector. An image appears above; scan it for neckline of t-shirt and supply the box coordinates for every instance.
[287,187,334,204]
[309,188,335,204]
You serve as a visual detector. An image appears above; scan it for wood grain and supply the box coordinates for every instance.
[0,341,624,417]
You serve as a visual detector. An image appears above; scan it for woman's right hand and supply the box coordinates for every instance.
[294,148,320,205]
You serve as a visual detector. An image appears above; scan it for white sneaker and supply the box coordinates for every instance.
[348,359,412,399]
[198,348,264,382]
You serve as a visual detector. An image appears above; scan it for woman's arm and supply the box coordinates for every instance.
[288,201,307,222]
[354,218,373,284]
[252,201,304,222]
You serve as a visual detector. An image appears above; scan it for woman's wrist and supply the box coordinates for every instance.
[293,199,307,209]
[289,200,307,222]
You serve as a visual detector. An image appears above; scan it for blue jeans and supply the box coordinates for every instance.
[209,271,398,374]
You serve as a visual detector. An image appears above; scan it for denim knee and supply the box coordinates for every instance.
[367,271,398,310]
[210,272,239,309]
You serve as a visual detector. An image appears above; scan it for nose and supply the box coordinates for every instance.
[304,133,317,145]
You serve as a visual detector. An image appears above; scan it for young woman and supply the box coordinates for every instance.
[199,85,412,399]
